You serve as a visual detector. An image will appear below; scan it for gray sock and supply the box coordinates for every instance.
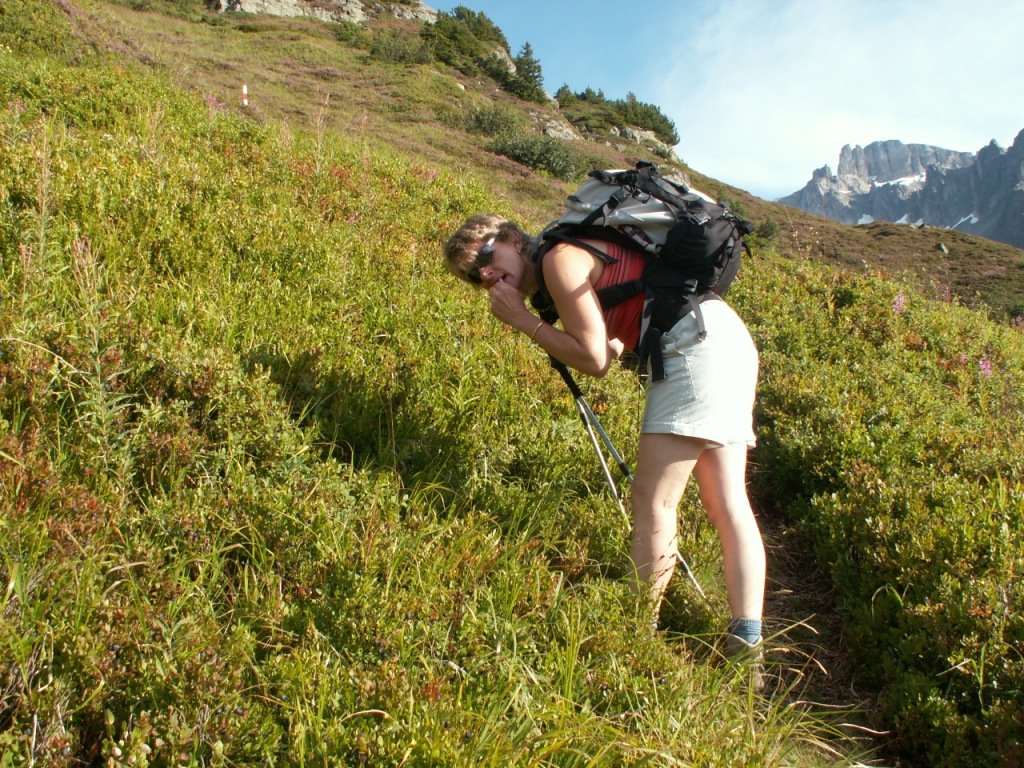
[727,618,763,644]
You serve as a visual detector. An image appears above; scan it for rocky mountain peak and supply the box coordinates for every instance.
[811,164,833,181]
[836,141,975,183]
[779,135,1024,249]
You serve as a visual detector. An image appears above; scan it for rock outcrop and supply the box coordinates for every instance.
[607,126,681,164]
[213,0,437,25]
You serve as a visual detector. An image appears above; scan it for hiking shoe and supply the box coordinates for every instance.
[724,633,765,692]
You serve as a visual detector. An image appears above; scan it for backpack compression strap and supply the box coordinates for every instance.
[637,293,722,381]
[579,186,633,228]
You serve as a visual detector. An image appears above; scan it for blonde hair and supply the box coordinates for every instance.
[442,213,536,286]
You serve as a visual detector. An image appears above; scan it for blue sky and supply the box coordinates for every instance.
[426,0,1024,200]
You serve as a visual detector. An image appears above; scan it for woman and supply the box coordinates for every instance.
[443,212,766,679]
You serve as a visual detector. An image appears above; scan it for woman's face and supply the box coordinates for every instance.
[466,235,527,291]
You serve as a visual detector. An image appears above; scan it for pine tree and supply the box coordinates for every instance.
[554,84,577,105]
[509,42,546,104]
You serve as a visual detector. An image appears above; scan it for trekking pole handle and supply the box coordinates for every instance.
[550,357,584,399]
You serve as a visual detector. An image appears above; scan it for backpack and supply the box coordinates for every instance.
[531,161,754,381]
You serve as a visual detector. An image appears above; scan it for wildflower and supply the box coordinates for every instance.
[892,292,907,313]
[6,99,26,115]
[979,358,993,378]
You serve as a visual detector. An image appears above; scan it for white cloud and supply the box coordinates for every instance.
[657,0,1024,199]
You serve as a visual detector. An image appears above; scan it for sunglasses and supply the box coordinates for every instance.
[466,237,496,285]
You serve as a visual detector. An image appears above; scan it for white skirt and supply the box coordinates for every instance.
[640,299,758,448]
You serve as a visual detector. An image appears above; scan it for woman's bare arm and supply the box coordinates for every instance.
[485,241,620,376]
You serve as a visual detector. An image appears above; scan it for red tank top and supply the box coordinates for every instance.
[589,240,645,352]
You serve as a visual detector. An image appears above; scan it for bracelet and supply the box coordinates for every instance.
[529,319,545,341]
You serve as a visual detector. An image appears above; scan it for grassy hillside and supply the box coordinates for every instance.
[79,0,1024,325]
[1,2,1023,767]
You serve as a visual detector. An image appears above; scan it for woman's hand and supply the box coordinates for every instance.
[486,245,617,378]
[488,279,534,331]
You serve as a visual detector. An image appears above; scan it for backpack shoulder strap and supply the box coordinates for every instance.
[541,228,618,264]
[532,226,622,314]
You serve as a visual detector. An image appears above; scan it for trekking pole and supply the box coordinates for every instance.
[550,357,709,602]
[551,359,632,483]
[551,359,630,525]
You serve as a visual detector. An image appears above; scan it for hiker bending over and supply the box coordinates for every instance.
[442,213,767,672]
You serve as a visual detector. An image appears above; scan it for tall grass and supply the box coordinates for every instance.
[0,23,869,767]
[1,3,1022,767]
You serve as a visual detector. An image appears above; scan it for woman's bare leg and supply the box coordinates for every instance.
[692,443,765,622]
[629,432,705,606]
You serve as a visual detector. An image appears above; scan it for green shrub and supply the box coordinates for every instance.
[754,216,781,243]
[0,0,78,60]
[330,19,369,47]
[487,129,587,181]
[463,102,523,137]
[732,264,1024,766]
[369,28,432,65]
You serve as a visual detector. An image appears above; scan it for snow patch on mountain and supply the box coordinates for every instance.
[874,173,927,188]
[952,213,981,229]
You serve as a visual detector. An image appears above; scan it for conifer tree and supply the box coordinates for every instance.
[510,42,547,104]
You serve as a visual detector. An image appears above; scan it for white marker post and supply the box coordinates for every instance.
[242,85,249,107]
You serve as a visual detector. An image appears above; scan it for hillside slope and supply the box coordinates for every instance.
[90,0,1024,320]
[1,2,1023,767]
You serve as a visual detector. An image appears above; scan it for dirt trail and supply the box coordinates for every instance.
[760,516,892,764]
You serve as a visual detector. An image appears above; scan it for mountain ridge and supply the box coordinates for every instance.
[779,132,1024,250]
[836,139,974,181]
